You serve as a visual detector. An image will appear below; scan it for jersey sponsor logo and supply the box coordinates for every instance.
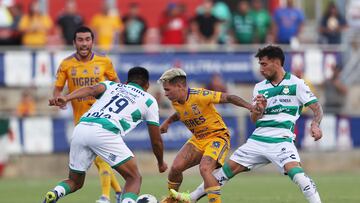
[183,116,206,128]
[94,66,100,75]
[71,67,76,76]
[71,77,100,87]
[191,104,201,115]
[279,99,291,103]
[85,111,112,119]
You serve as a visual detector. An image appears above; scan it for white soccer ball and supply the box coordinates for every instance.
[136,194,158,203]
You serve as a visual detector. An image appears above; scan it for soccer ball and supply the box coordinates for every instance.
[136,194,158,203]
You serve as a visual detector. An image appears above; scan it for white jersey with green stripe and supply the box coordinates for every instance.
[79,81,159,136]
[252,72,317,141]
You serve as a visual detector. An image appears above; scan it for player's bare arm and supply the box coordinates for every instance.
[49,84,105,108]
[147,124,168,173]
[308,102,323,141]
[219,93,253,110]
[53,86,64,97]
[160,112,180,134]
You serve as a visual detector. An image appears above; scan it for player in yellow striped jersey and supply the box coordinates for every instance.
[158,68,253,203]
[53,26,122,203]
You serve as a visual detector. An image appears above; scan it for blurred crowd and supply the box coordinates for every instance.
[0,0,350,50]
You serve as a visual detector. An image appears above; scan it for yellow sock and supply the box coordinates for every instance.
[110,171,122,193]
[167,180,181,194]
[95,157,111,199]
[205,186,221,203]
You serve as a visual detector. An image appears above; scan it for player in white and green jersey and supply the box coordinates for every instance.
[43,67,168,203]
[171,45,323,203]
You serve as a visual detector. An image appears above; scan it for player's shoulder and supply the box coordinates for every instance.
[93,51,110,60]
[189,87,203,95]
[58,53,77,69]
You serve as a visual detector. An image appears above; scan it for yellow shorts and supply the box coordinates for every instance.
[188,132,230,166]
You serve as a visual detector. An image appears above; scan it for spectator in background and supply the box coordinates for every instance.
[159,3,188,45]
[56,0,83,45]
[8,3,22,45]
[250,0,272,44]
[273,0,304,44]
[16,89,36,117]
[0,117,13,177]
[206,73,227,93]
[231,0,256,44]
[319,1,347,44]
[0,1,21,45]
[211,0,231,44]
[191,0,220,44]
[122,2,147,45]
[323,65,348,115]
[18,0,53,47]
[90,3,123,51]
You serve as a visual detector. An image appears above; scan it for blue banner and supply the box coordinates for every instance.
[117,52,259,83]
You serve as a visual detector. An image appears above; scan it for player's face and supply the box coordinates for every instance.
[162,81,181,102]
[258,56,278,81]
[74,32,93,58]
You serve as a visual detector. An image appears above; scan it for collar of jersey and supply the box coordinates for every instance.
[266,72,291,85]
[127,82,144,91]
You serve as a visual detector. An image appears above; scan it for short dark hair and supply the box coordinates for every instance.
[255,45,285,66]
[73,26,94,41]
[127,66,149,87]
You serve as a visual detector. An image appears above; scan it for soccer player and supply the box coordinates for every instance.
[171,45,323,203]
[44,67,168,203]
[53,26,123,203]
[158,68,253,203]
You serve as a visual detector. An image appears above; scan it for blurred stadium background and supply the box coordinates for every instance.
[0,0,360,202]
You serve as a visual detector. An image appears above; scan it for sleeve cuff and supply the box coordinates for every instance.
[304,99,318,107]
[146,121,160,126]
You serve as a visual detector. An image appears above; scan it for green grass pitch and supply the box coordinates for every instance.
[1,172,359,203]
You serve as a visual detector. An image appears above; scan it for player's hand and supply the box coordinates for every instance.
[160,122,169,134]
[310,122,322,141]
[255,94,267,110]
[158,161,168,173]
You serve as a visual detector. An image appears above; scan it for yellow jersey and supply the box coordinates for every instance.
[172,88,228,139]
[54,52,118,123]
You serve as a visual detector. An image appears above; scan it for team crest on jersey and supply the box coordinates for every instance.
[184,111,189,116]
[283,86,290,94]
[83,69,88,75]
[71,67,76,76]
[94,66,100,75]
[191,104,201,115]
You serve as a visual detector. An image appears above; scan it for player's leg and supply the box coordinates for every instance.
[172,138,266,202]
[43,123,94,203]
[43,171,86,203]
[284,162,321,203]
[110,170,123,203]
[113,157,141,203]
[161,142,203,203]
[270,141,321,203]
[94,156,120,203]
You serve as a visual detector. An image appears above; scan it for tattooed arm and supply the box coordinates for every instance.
[308,102,323,141]
[160,112,180,134]
[219,93,253,111]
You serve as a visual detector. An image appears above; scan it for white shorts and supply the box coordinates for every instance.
[230,138,300,174]
[69,122,134,172]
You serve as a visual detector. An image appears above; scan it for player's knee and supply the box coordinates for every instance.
[170,163,185,174]
[199,164,213,176]
[125,171,142,183]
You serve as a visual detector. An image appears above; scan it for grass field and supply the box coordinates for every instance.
[1,172,359,203]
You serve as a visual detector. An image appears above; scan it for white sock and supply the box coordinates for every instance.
[292,173,321,203]
[121,198,136,203]
[54,185,66,199]
[190,168,230,202]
